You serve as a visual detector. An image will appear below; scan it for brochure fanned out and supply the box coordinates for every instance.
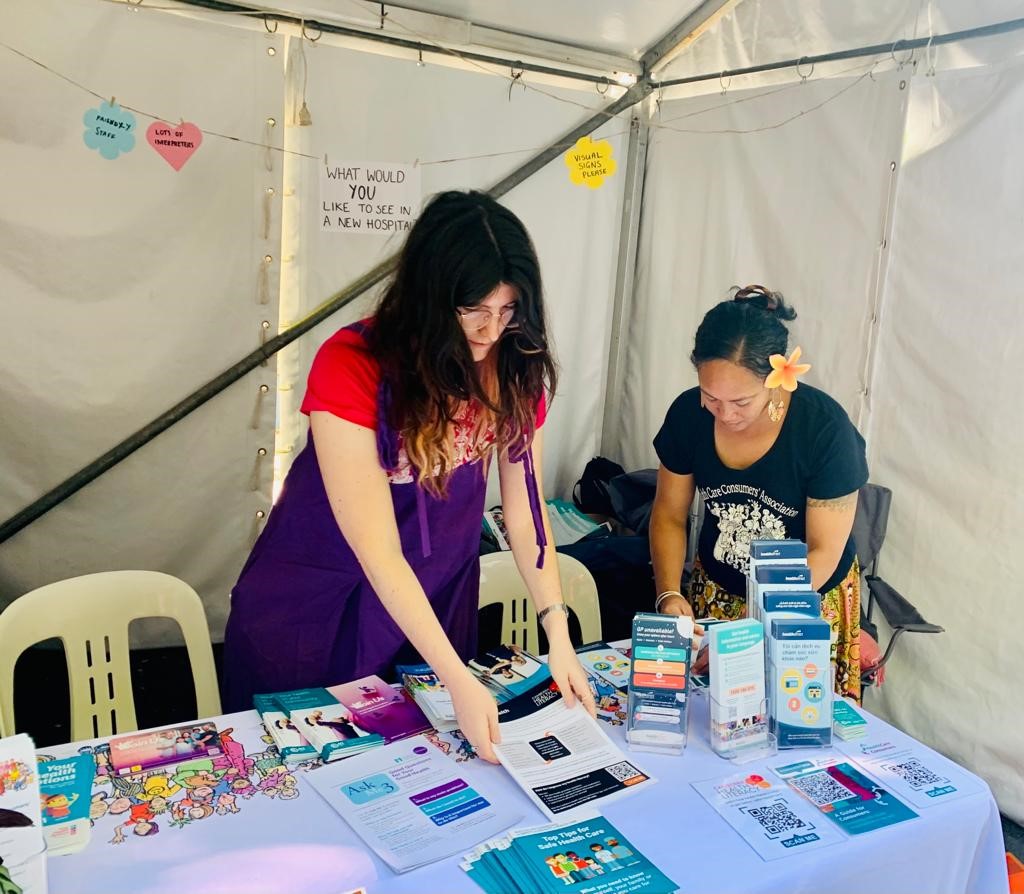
[493,679,655,821]
[304,734,522,873]
[462,814,679,894]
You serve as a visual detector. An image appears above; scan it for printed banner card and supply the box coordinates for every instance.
[320,160,421,234]
[692,770,843,861]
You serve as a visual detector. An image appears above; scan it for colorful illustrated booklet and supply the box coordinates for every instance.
[328,676,432,742]
[109,721,223,776]
[463,813,678,894]
[38,754,94,856]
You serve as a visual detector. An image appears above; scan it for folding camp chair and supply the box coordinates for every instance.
[853,483,945,690]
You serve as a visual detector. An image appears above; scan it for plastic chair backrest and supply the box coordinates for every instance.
[0,570,222,740]
[479,553,602,652]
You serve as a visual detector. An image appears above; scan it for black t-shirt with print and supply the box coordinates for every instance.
[653,384,868,597]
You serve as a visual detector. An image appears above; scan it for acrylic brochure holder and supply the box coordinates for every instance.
[709,694,776,764]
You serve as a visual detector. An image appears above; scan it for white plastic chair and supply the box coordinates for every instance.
[478,552,602,653]
[0,570,222,740]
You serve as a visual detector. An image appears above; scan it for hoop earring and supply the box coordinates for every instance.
[766,389,784,423]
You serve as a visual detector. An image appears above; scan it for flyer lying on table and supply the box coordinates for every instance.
[493,678,654,821]
[304,733,523,873]
[691,770,843,861]
[834,735,986,809]
[773,757,918,835]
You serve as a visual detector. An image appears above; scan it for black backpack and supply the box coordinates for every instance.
[572,456,626,518]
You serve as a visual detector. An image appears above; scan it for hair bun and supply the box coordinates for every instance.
[731,284,796,321]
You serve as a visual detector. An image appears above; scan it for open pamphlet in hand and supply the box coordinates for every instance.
[493,678,655,821]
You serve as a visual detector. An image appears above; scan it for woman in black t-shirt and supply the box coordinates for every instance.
[650,286,869,700]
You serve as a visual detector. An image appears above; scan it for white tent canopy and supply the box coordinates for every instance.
[2,0,1022,823]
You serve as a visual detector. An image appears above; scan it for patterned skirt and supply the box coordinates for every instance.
[689,558,862,702]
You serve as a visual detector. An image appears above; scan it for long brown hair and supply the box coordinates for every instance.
[369,190,557,495]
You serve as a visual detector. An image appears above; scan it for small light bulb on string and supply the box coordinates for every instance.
[417,49,425,68]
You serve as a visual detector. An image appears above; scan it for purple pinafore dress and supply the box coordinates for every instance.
[221,323,545,712]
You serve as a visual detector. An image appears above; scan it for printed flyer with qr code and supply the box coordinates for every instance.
[772,759,919,835]
[834,737,985,809]
[494,678,655,821]
[692,771,843,860]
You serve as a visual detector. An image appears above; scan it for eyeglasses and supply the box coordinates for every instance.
[456,305,518,331]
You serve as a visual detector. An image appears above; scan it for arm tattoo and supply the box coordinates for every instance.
[807,493,857,511]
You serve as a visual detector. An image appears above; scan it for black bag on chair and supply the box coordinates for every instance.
[572,456,625,518]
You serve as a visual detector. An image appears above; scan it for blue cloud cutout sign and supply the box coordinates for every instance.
[83,101,136,159]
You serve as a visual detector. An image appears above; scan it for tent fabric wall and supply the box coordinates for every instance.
[0,2,627,644]
[616,71,908,471]
[272,37,627,504]
[864,58,1024,822]
[0,0,284,644]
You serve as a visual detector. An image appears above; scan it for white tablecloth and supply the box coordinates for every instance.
[46,697,1008,894]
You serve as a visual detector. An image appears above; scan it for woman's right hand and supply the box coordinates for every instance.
[658,593,695,620]
[447,670,501,763]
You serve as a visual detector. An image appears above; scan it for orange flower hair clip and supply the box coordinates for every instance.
[764,347,811,392]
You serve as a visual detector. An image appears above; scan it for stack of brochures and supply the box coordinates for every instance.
[462,814,678,894]
[398,662,459,732]
[109,721,224,776]
[256,675,432,763]
[832,700,868,740]
[468,644,551,702]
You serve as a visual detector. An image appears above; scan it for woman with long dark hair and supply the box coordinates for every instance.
[223,190,594,757]
[650,286,869,700]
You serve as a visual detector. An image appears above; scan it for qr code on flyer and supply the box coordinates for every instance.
[884,758,944,789]
[742,801,810,838]
[605,761,646,784]
[790,771,854,807]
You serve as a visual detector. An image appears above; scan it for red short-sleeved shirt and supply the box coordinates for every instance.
[300,322,545,482]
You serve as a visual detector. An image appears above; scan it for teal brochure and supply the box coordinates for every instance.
[782,760,918,835]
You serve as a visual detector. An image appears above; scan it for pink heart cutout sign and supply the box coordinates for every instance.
[147,121,202,171]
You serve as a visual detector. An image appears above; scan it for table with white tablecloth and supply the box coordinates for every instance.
[43,693,1008,894]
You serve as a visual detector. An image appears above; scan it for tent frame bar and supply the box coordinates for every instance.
[657,16,1024,88]
[6,0,733,545]
[170,0,624,87]
[13,6,1019,545]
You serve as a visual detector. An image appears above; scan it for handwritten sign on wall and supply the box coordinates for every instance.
[564,135,616,189]
[320,161,422,235]
[83,100,136,160]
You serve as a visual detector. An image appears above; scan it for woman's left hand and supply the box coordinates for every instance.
[546,637,597,717]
